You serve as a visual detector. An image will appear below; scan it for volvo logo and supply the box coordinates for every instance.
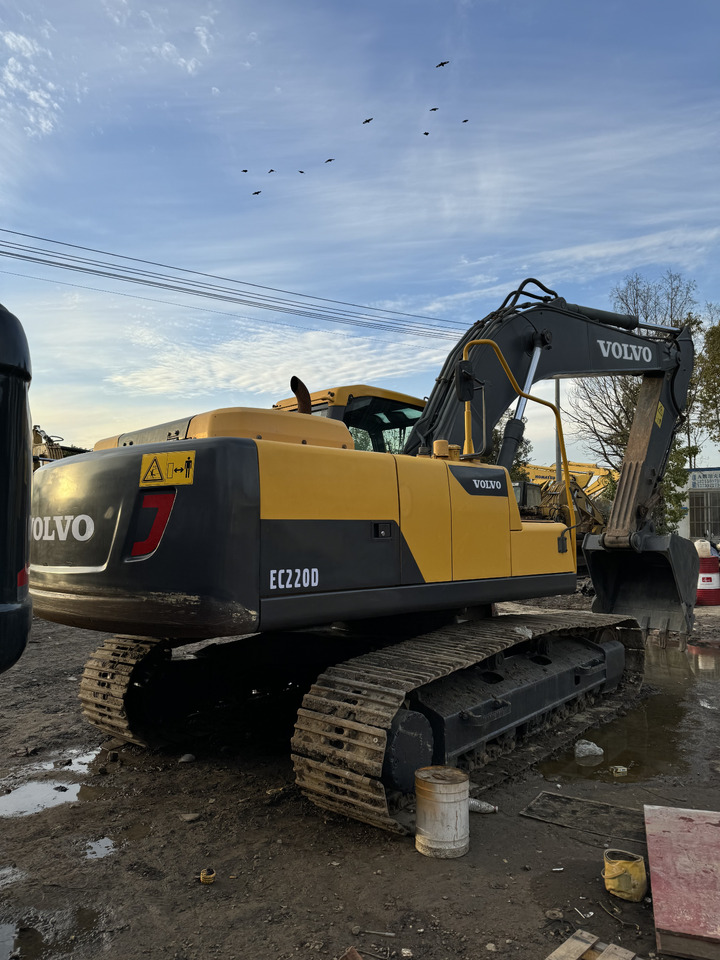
[32,515,95,542]
[472,479,502,490]
[597,339,653,362]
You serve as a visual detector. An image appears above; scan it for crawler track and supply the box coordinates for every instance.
[79,612,644,833]
[290,611,643,833]
[79,635,170,745]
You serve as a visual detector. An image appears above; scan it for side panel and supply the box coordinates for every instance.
[511,522,575,576]
[256,443,403,598]
[396,456,452,583]
[448,465,512,581]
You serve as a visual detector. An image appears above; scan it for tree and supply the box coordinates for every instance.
[695,303,720,444]
[564,271,705,532]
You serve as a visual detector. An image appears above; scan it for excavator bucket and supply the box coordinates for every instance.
[583,533,699,636]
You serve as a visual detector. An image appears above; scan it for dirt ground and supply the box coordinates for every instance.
[2,599,720,960]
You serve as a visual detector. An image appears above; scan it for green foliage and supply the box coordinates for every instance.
[695,304,720,446]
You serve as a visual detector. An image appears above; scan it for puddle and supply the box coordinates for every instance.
[0,781,82,817]
[84,837,114,860]
[25,748,101,776]
[0,925,14,959]
[0,866,24,889]
[0,909,99,960]
[540,644,707,784]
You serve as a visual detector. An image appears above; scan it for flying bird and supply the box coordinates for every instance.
[423,131,429,136]
[325,158,335,163]
[268,169,275,173]
[436,60,449,67]
[462,119,468,123]
[363,118,373,124]
[299,170,305,174]
[252,190,261,195]
[429,107,438,111]
[242,169,248,173]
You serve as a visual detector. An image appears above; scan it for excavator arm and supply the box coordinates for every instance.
[405,279,698,634]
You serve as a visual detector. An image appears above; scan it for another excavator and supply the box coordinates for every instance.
[0,303,32,675]
[29,279,698,831]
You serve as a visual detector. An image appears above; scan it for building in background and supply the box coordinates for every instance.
[678,468,720,542]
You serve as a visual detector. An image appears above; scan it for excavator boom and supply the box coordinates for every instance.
[406,279,697,634]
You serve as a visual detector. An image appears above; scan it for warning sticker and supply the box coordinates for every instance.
[139,451,196,487]
[655,401,665,428]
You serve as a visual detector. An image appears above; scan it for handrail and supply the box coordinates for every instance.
[461,338,575,566]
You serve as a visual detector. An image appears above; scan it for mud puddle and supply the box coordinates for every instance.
[0,909,100,960]
[0,747,105,818]
[541,643,720,784]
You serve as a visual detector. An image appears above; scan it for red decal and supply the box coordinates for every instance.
[17,565,28,587]
[131,492,176,557]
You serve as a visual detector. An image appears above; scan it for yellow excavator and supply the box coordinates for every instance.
[29,279,698,831]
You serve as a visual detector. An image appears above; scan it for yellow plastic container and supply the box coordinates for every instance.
[602,849,648,901]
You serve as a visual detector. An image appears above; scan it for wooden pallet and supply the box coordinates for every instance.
[546,929,645,960]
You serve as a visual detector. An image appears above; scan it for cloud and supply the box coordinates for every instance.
[106,324,450,399]
[2,32,44,58]
[530,228,720,283]
[151,41,200,75]
[0,44,63,137]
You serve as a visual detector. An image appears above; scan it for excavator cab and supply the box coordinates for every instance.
[274,384,426,454]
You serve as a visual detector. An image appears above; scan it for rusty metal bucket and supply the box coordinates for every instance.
[583,532,699,635]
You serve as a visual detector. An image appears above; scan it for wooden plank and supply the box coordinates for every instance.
[644,804,720,960]
[547,932,645,960]
[595,944,637,959]
[545,929,599,960]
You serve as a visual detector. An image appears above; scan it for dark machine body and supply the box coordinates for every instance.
[0,304,32,674]
[29,281,698,830]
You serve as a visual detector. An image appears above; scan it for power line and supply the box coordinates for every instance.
[0,227,465,340]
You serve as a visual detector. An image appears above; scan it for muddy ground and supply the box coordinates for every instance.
[2,598,720,960]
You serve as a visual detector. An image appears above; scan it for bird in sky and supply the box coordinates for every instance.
[299,170,305,174]
[252,191,261,195]
[423,131,429,136]
[363,118,373,124]
[242,169,248,173]
[462,119,469,123]
[325,158,335,163]
[429,107,438,111]
[268,169,275,173]
[436,60,449,67]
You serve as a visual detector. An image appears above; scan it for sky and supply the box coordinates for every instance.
[1,0,719,465]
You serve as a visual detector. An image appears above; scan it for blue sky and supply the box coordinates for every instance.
[1,0,719,464]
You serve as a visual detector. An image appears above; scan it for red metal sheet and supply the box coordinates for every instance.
[644,804,720,957]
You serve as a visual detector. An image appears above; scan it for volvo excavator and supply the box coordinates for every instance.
[29,279,698,832]
[0,303,32,675]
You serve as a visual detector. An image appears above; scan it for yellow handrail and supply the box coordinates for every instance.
[461,338,575,565]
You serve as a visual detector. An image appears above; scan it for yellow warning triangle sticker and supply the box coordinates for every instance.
[142,457,164,483]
